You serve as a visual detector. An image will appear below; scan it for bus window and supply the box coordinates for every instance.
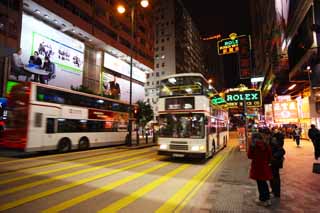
[34,113,43,127]
[46,118,55,133]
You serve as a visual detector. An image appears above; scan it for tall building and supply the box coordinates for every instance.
[145,0,206,118]
[0,0,154,102]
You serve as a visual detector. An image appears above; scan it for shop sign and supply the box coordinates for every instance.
[0,98,7,109]
[217,37,239,55]
[224,89,261,108]
[273,101,298,123]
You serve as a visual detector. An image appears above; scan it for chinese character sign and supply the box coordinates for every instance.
[272,101,298,123]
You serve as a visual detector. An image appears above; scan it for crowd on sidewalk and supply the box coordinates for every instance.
[247,125,320,208]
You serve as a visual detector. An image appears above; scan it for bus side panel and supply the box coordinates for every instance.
[26,105,60,152]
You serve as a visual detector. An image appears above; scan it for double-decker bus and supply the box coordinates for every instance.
[2,81,135,152]
[157,73,229,159]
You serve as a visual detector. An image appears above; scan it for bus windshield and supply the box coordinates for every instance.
[160,76,207,97]
[158,113,205,138]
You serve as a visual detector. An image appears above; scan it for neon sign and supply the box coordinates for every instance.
[224,89,261,108]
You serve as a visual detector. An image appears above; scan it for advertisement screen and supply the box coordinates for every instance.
[273,101,298,123]
[103,52,146,83]
[102,73,145,103]
[16,14,84,89]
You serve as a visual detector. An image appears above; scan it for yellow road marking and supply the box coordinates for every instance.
[156,147,233,213]
[0,147,120,166]
[0,148,127,177]
[0,152,155,196]
[175,148,234,212]
[99,164,190,213]
[0,148,151,185]
[0,156,162,211]
[43,161,170,213]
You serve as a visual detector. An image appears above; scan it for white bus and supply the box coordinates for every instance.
[2,81,135,152]
[157,73,229,159]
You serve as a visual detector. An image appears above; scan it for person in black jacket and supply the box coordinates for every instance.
[269,128,286,198]
[308,124,320,160]
[29,51,42,66]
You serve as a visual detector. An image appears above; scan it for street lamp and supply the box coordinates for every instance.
[117,0,149,146]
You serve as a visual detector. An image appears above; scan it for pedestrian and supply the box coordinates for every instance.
[248,132,272,207]
[308,124,320,160]
[294,126,301,147]
[269,132,286,198]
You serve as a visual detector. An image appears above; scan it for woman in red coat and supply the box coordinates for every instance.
[248,132,273,206]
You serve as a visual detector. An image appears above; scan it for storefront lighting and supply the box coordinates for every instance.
[168,78,176,84]
[307,66,311,70]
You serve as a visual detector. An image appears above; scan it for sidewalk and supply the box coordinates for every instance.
[205,136,320,212]
[117,135,157,149]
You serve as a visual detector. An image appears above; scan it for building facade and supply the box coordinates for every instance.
[0,0,154,102]
[145,0,206,118]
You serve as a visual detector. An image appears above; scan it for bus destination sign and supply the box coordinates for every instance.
[224,89,261,108]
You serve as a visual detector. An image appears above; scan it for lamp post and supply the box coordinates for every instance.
[117,0,149,146]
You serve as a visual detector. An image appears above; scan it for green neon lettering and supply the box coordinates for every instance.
[251,93,258,100]
[233,95,239,101]
[245,93,251,100]
[226,95,233,102]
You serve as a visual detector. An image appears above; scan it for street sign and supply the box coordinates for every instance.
[224,89,261,108]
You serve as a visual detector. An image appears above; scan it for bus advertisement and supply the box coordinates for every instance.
[157,73,229,159]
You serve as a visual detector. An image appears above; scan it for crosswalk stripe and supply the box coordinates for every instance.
[99,164,191,213]
[0,148,127,176]
[0,152,155,196]
[0,147,120,166]
[0,156,162,211]
[155,147,233,213]
[0,148,151,185]
[42,161,171,213]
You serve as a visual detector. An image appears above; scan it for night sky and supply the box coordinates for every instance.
[182,0,252,88]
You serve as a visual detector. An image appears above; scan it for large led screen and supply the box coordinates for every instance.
[102,73,145,103]
[16,14,84,89]
[103,52,146,83]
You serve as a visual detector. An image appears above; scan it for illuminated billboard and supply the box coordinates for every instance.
[18,14,84,89]
[272,101,298,123]
[102,73,145,103]
[103,53,146,83]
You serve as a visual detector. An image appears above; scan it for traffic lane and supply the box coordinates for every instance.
[0,146,127,173]
[0,152,158,202]
[0,145,232,212]
[2,157,169,212]
[0,148,154,185]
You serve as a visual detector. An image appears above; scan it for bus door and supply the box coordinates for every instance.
[42,117,56,149]
[216,120,220,149]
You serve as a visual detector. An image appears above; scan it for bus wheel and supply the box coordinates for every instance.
[79,137,90,150]
[57,138,71,153]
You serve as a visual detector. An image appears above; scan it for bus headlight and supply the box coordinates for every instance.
[191,146,200,151]
[191,145,205,151]
[160,144,168,150]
